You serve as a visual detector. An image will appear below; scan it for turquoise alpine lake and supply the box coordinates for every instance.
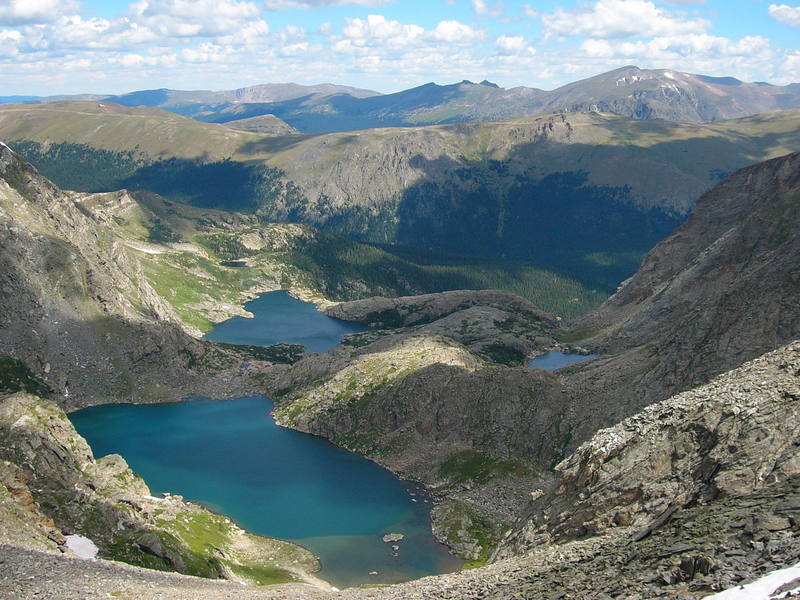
[70,290,461,588]
[528,351,598,370]
[69,396,463,588]
[203,290,366,354]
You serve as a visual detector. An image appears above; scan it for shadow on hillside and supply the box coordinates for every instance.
[380,120,800,292]
[236,134,318,156]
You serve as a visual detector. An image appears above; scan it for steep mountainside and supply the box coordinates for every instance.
[497,340,800,592]
[541,151,800,461]
[0,142,262,407]
[573,150,800,399]
[4,103,799,289]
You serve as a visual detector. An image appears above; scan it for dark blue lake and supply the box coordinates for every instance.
[70,397,462,588]
[528,351,598,371]
[203,291,366,354]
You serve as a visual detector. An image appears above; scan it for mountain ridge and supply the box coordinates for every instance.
[4,66,799,135]
[189,66,800,133]
[0,141,264,406]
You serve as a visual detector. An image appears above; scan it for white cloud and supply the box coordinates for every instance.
[180,43,230,63]
[21,16,159,51]
[778,51,800,82]
[431,20,485,44]
[332,15,485,57]
[522,4,539,19]
[108,50,179,68]
[337,14,424,51]
[118,53,146,67]
[279,41,310,55]
[576,33,775,82]
[0,0,79,26]
[264,0,390,8]
[472,0,502,18]
[543,0,709,40]
[128,0,263,38]
[768,4,800,28]
[0,29,23,57]
[495,35,534,56]
[217,20,270,45]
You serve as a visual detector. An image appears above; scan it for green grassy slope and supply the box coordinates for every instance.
[90,192,606,324]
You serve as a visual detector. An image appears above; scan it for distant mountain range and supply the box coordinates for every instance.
[4,66,800,133]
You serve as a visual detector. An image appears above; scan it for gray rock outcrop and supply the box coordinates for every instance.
[498,340,800,558]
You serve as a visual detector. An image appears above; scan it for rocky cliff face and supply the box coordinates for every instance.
[0,392,321,586]
[496,341,800,575]
[0,142,258,407]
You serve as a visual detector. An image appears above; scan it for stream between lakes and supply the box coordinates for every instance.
[70,291,463,589]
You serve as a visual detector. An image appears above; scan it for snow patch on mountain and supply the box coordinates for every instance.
[703,562,800,599]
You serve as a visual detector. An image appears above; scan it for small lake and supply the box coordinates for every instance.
[70,397,463,588]
[203,291,366,354]
[528,351,598,371]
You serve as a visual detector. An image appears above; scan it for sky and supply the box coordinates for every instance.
[1,0,799,96]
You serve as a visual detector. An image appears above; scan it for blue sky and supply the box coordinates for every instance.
[1,0,799,95]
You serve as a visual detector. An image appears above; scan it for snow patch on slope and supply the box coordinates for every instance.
[703,562,800,599]
[65,535,99,559]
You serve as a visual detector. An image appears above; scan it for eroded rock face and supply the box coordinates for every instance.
[0,143,256,407]
[497,340,800,558]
